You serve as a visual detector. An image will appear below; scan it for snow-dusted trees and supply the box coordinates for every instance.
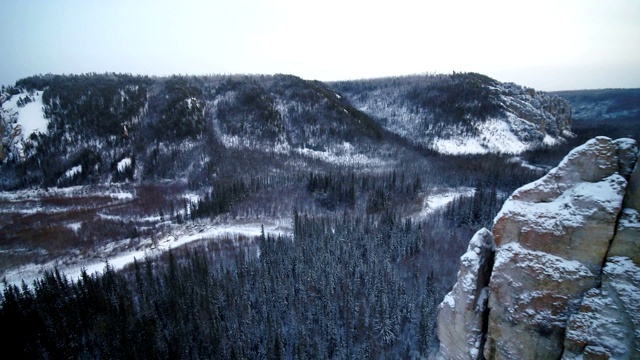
[0,212,443,358]
[151,76,205,142]
[0,90,21,165]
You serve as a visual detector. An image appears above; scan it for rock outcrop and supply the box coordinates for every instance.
[562,257,640,359]
[436,136,640,360]
[499,82,572,140]
[437,229,494,360]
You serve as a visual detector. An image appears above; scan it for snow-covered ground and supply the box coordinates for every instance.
[294,142,384,167]
[432,137,488,155]
[0,184,295,289]
[416,187,476,218]
[1,90,48,137]
[432,115,564,155]
[2,221,290,288]
[0,185,135,214]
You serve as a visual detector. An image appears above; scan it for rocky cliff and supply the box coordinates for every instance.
[436,136,640,359]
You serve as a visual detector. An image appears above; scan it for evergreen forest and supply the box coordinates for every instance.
[1,72,639,359]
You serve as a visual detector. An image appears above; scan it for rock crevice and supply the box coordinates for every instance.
[436,136,640,360]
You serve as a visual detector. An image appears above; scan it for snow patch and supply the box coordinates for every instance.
[109,192,133,200]
[604,257,640,282]
[294,142,383,166]
[219,134,291,154]
[443,292,456,308]
[432,116,532,155]
[494,242,594,281]
[419,188,475,217]
[184,193,200,204]
[117,157,131,172]
[495,174,626,235]
[613,137,638,151]
[1,90,48,137]
[67,222,82,232]
[476,116,529,154]
[508,156,549,172]
[433,137,488,155]
[618,209,640,230]
[62,165,82,179]
[543,134,559,146]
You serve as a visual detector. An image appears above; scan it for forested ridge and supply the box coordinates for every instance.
[3,72,638,359]
[2,73,389,189]
[1,71,570,190]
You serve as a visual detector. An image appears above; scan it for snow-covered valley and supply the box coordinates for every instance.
[1,72,638,358]
[1,182,478,288]
[0,183,293,286]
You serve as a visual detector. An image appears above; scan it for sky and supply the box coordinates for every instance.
[1,0,639,91]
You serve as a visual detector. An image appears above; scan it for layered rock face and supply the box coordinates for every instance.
[436,136,640,360]
[499,82,572,140]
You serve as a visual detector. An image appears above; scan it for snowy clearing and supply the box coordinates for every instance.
[433,137,488,155]
[2,222,290,288]
[1,90,48,137]
[432,115,551,155]
[417,187,476,218]
[294,146,383,167]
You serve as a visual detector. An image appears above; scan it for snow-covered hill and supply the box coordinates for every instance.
[332,73,572,155]
[0,72,573,189]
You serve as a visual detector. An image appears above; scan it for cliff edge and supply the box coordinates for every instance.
[436,136,640,359]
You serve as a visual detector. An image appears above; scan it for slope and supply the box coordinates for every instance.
[332,72,572,155]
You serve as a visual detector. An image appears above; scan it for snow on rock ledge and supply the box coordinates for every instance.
[563,257,640,359]
[435,136,640,360]
[493,136,631,274]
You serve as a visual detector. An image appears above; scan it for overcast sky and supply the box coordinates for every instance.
[1,0,639,91]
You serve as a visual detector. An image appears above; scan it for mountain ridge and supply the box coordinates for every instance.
[552,88,640,121]
[331,72,572,154]
[1,72,572,190]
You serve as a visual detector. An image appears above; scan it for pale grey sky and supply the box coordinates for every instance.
[1,0,639,91]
